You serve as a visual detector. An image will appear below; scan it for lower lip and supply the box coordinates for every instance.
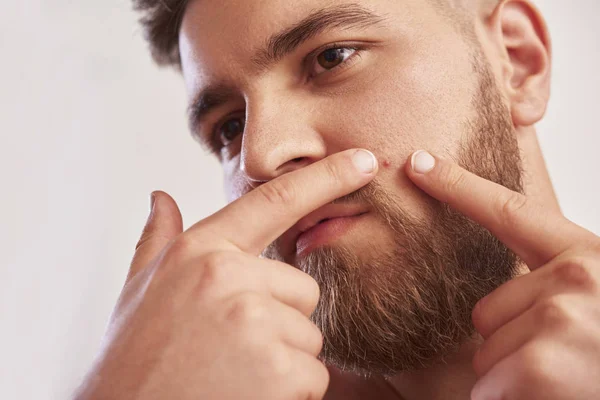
[296,213,367,257]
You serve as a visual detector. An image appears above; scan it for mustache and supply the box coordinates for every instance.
[331,179,409,224]
[332,179,384,206]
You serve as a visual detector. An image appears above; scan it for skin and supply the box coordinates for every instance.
[404,153,600,400]
[74,150,377,400]
[74,0,600,399]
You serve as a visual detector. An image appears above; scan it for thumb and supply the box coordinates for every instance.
[127,190,183,283]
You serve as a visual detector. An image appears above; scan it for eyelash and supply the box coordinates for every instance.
[209,44,364,155]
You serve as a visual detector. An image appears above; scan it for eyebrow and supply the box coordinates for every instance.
[187,3,387,138]
[253,3,387,69]
[187,83,238,149]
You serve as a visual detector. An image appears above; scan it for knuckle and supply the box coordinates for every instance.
[257,178,296,207]
[225,292,267,326]
[196,252,232,292]
[517,343,559,387]
[264,344,293,377]
[163,234,195,266]
[499,192,529,224]
[552,258,598,292]
[202,251,231,272]
[535,297,571,329]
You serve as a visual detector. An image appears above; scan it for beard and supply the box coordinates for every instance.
[263,56,524,376]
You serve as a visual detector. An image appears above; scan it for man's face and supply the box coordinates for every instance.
[180,0,522,374]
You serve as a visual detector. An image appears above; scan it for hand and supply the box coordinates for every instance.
[406,150,600,400]
[74,149,378,400]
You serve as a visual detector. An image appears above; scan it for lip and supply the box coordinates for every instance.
[280,203,370,259]
[296,212,368,257]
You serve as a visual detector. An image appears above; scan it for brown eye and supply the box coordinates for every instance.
[218,117,245,146]
[313,47,356,75]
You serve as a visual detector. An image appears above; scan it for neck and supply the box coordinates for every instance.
[387,336,482,400]
[517,126,560,212]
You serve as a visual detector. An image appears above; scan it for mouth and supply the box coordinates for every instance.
[289,204,370,258]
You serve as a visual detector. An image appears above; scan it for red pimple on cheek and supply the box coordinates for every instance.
[382,160,391,168]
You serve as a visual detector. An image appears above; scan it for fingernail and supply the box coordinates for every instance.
[411,150,436,174]
[149,192,157,217]
[352,150,377,173]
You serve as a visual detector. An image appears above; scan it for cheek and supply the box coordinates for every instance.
[314,38,478,166]
[223,156,246,202]
[309,41,478,212]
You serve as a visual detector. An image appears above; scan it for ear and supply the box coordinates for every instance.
[487,0,551,127]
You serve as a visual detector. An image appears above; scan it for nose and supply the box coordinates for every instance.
[240,94,327,183]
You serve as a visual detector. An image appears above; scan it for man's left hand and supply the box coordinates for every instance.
[406,150,600,400]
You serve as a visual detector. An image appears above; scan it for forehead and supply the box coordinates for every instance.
[179,0,438,93]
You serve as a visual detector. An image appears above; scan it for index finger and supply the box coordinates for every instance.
[406,150,595,270]
[196,149,378,255]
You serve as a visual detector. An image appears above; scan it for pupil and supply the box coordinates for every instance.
[223,119,242,141]
[324,49,340,63]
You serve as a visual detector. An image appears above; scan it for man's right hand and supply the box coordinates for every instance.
[74,149,378,400]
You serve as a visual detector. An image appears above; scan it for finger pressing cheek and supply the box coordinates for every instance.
[404,150,586,270]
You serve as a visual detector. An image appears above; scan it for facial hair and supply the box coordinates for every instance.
[263,56,524,376]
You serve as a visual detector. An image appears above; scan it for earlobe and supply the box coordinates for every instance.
[492,0,551,127]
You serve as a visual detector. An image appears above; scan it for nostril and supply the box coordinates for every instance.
[275,157,311,175]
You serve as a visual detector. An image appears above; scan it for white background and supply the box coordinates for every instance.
[0,1,598,399]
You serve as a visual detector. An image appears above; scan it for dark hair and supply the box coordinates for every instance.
[133,0,188,68]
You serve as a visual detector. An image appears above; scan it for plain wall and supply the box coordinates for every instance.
[0,1,598,399]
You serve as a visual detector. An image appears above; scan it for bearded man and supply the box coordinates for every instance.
[75,1,600,399]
